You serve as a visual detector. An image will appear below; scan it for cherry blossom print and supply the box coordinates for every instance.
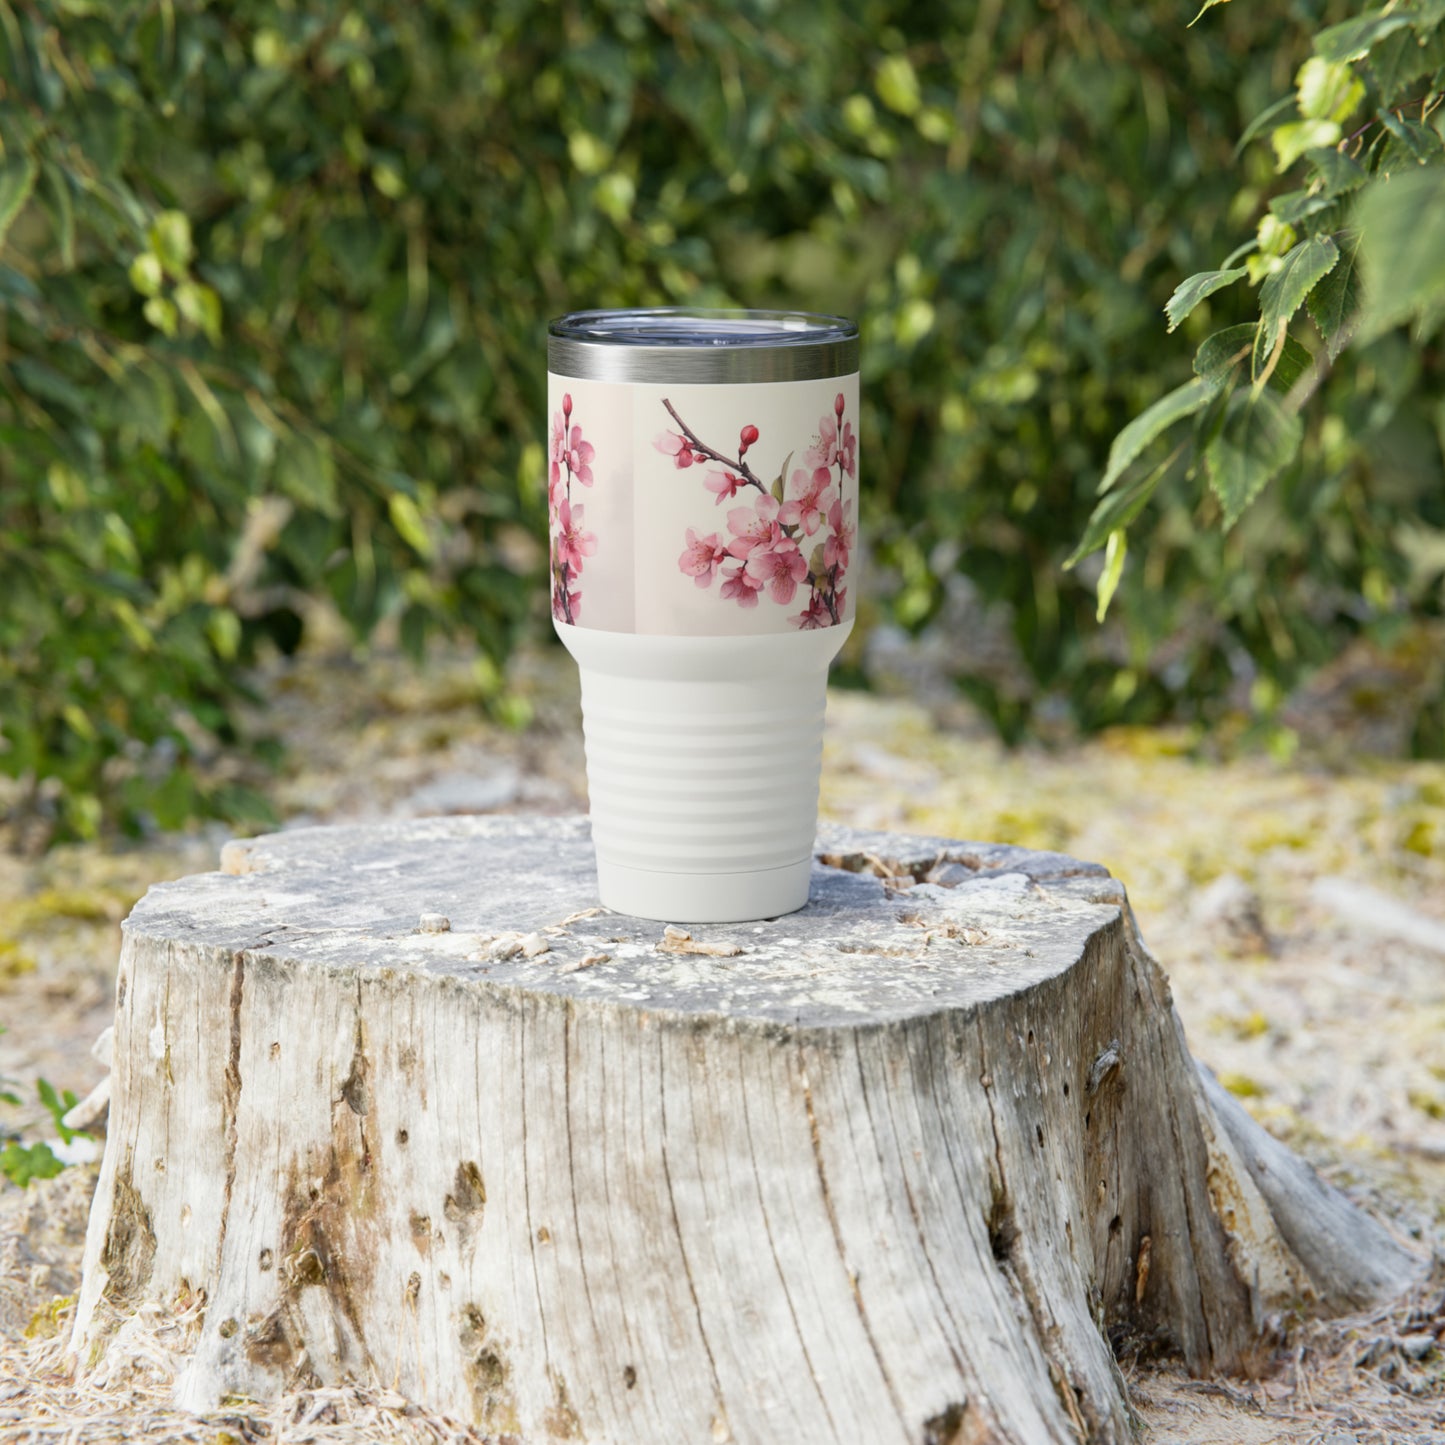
[726,494,782,558]
[661,391,855,629]
[548,397,598,626]
[678,527,727,588]
[653,430,695,468]
[792,593,831,629]
[567,427,595,487]
[719,560,763,608]
[555,497,596,573]
[824,496,855,571]
[744,538,809,605]
[705,469,746,505]
[779,465,835,536]
[838,418,857,479]
[549,410,567,494]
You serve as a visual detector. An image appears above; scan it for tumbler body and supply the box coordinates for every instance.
[547,309,859,922]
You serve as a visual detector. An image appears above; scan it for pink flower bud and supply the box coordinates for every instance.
[834,393,845,417]
[563,393,573,416]
[740,424,760,448]
[693,451,708,464]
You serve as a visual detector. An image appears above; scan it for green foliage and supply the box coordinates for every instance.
[0,1057,88,1188]
[3,0,1441,831]
[1082,0,1445,717]
[0,1140,63,1188]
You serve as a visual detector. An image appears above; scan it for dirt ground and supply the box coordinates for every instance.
[1,643,1443,1443]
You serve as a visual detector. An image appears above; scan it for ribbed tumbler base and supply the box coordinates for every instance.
[555,625,853,923]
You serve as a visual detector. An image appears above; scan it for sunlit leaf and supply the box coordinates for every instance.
[1095,530,1127,622]
[1164,268,1248,332]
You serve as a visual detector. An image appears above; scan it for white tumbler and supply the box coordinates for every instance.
[547,309,859,922]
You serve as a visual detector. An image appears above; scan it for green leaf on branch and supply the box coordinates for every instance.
[1258,236,1339,365]
[1314,12,1413,63]
[0,153,38,248]
[1273,119,1342,172]
[1196,324,1314,393]
[1205,390,1303,528]
[1296,57,1365,124]
[1356,168,1445,338]
[1165,268,1248,332]
[1194,326,1255,385]
[1368,25,1445,105]
[1098,376,1220,494]
[148,210,194,279]
[1095,530,1126,622]
[1067,447,1181,566]
[129,252,163,296]
[1305,146,1368,198]
[388,491,433,559]
[1306,234,1361,357]
[875,55,921,117]
[1268,189,1334,227]
[1249,324,1316,391]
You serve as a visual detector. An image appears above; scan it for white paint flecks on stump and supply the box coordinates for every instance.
[72,817,1422,1444]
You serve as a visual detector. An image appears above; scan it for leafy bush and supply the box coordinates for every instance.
[1074,0,1445,757]
[1,0,1440,839]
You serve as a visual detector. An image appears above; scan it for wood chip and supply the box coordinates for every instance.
[520,932,549,958]
[560,952,610,974]
[658,926,743,958]
[417,913,451,934]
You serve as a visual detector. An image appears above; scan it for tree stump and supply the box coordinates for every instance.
[72,817,1421,1444]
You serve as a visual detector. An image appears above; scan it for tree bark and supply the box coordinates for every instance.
[72,817,1421,1444]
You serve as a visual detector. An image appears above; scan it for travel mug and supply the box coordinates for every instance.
[546,309,859,923]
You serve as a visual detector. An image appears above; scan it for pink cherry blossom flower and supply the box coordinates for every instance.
[704,469,745,505]
[719,560,763,608]
[805,413,837,471]
[744,537,809,605]
[554,497,597,573]
[549,410,567,491]
[551,582,581,623]
[725,494,781,558]
[824,496,855,572]
[792,593,831,629]
[780,466,835,536]
[567,426,595,486]
[834,585,848,617]
[838,419,857,478]
[678,527,727,587]
[654,430,695,468]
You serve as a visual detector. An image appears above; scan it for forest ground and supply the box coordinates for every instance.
[1,638,1442,1444]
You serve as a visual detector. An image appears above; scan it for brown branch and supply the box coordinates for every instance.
[661,398,767,492]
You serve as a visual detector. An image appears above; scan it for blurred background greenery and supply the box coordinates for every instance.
[1,0,1442,843]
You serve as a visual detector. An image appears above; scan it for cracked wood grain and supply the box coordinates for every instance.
[72,816,1424,1444]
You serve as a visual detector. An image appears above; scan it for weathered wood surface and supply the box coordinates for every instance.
[72,816,1422,1444]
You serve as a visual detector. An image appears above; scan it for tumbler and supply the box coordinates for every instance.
[547,309,859,922]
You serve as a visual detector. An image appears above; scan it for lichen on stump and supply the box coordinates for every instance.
[72,817,1422,1444]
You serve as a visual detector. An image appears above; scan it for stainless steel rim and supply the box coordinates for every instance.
[548,308,859,384]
